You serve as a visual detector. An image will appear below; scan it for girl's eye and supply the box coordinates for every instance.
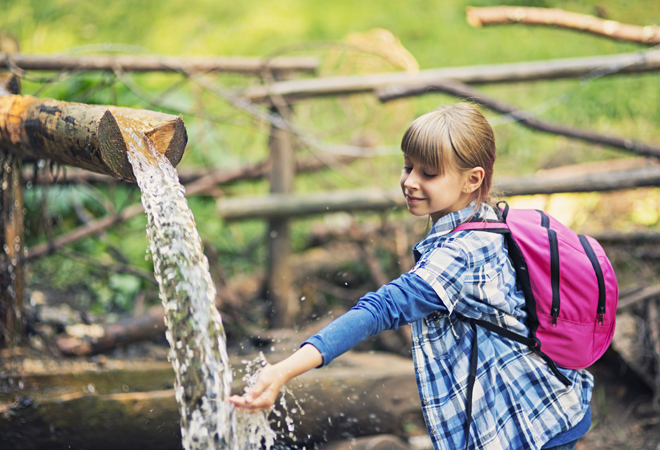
[403,166,412,173]
[423,172,437,178]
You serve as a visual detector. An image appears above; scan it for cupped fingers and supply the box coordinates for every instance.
[227,395,252,407]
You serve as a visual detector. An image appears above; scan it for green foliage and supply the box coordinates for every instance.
[108,274,142,310]
[3,0,660,314]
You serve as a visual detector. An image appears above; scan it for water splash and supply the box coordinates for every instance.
[121,120,274,450]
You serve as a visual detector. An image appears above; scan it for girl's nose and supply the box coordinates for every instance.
[404,171,420,190]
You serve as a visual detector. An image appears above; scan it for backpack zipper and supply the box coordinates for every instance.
[578,235,607,326]
[539,211,561,328]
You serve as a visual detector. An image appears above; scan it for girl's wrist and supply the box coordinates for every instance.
[273,344,323,383]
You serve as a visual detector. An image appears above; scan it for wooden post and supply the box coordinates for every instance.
[0,33,23,347]
[0,148,24,347]
[267,105,295,328]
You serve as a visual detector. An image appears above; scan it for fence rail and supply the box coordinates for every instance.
[0,53,320,75]
[243,49,660,102]
[218,165,660,220]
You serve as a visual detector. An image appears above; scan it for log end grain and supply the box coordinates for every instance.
[146,114,187,168]
[100,108,188,182]
[98,109,134,181]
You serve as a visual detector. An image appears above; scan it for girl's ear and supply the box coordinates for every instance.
[463,167,485,194]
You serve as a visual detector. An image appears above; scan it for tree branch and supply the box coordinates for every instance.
[465,6,660,45]
[377,79,660,159]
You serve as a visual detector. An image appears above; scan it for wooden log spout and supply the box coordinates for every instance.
[0,95,187,182]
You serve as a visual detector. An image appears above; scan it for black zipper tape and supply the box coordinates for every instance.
[579,235,606,325]
[539,211,561,327]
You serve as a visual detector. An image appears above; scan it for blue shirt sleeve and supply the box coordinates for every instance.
[302,272,445,366]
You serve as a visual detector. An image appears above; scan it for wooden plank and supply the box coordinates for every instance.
[217,165,660,220]
[243,49,660,102]
[0,53,319,74]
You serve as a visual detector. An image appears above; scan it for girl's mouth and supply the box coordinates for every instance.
[405,195,425,203]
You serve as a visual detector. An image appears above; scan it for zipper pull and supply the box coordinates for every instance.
[598,306,605,326]
[551,308,559,328]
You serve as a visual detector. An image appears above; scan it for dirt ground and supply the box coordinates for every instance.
[579,350,660,450]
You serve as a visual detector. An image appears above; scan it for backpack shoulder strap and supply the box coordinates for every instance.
[453,201,510,234]
[453,221,509,234]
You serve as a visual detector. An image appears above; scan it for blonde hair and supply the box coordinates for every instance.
[401,103,496,208]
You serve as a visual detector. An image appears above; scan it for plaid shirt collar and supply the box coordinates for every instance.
[413,203,497,263]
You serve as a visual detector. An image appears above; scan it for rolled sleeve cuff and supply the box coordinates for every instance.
[412,269,455,315]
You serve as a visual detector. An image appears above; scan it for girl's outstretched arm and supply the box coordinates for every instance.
[228,344,323,413]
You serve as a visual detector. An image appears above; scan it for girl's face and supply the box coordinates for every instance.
[400,154,475,223]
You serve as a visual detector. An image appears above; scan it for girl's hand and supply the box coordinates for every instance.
[228,344,323,414]
[228,363,286,413]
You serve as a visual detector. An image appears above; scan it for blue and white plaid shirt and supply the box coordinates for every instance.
[305,203,593,449]
[410,203,593,450]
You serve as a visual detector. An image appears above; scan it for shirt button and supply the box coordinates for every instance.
[417,368,423,373]
[430,429,437,435]
[423,399,429,405]
[414,337,420,343]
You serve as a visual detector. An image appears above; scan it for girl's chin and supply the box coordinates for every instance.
[406,206,429,217]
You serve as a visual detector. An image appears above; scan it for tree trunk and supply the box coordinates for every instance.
[0,95,187,182]
[465,6,660,45]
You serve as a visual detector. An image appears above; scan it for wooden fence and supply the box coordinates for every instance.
[2,32,660,341]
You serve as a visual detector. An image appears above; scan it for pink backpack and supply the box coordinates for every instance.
[454,202,619,370]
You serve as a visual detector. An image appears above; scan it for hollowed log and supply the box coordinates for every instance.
[0,95,187,182]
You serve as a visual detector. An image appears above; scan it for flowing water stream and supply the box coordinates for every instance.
[119,119,276,450]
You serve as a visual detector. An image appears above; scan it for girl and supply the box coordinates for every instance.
[229,103,593,450]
